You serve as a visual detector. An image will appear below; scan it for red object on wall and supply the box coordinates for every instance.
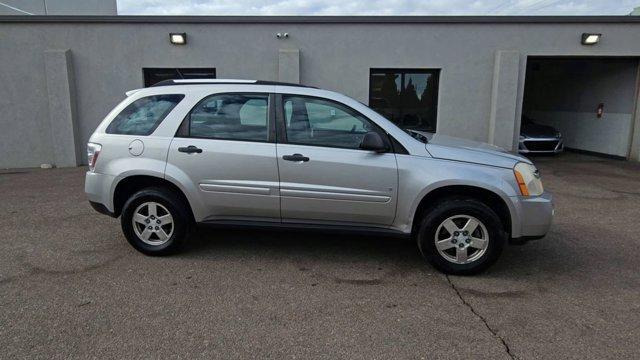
[596,103,604,118]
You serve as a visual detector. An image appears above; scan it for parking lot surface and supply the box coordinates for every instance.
[1,153,639,359]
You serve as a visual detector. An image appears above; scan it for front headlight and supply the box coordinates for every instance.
[513,162,543,196]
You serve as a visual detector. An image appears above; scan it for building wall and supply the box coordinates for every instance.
[0,18,640,167]
[0,0,117,15]
[524,58,638,157]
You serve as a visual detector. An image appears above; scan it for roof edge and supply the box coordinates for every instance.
[1,15,640,24]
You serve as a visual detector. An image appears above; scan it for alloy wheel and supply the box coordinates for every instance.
[434,215,489,264]
[132,202,174,245]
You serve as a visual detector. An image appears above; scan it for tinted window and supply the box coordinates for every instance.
[369,69,439,132]
[106,94,184,135]
[143,68,216,87]
[187,94,269,142]
[283,95,381,149]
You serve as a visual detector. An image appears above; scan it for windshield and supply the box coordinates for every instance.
[362,102,432,144]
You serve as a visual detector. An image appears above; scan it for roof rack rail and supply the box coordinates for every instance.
[151,79,316,88]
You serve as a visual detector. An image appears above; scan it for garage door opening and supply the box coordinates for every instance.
[521,57,639,158]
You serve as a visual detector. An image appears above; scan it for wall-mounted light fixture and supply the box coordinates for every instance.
[581,33,601,45]
[276,32,289,39]
[169,33,187,45]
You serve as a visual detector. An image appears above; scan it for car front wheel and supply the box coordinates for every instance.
[417,198,506,275]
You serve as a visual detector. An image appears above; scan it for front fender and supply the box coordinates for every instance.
[394,156,520,235]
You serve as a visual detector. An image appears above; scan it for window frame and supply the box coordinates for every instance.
[368,68,440,132]
[175,92,276,144]
[106,94,185,136]
[143,68,216,87]
[275,93,399,153]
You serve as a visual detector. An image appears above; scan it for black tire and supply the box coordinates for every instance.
[416,197,506,275]
[120,187,191,256]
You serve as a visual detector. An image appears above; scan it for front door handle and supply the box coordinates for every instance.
[178,145,203,154]
[282,153,309,162]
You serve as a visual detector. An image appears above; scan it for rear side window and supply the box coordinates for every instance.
[185,93,269,142]
[106,94,184,135]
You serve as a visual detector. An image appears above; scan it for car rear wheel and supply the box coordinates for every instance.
[417,198,506,275]
[121,187,190,255]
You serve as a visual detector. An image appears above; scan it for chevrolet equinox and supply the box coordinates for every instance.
[85,79,553,275]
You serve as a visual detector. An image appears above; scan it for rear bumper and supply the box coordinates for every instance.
[89,201,116,217]
[509,192,554,241]
[85,171,115,215]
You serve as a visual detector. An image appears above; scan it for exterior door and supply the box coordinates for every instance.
[276,94,398,226]
[167,92,280,222]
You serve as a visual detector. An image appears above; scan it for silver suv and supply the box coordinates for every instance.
[85,79,553,275]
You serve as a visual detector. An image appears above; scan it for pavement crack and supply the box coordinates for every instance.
[445,275,517,360]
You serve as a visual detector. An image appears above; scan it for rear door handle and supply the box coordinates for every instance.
[178,145,203,154]
[282,153,309,162]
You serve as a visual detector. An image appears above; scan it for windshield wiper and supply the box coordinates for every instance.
[404,129,429,144]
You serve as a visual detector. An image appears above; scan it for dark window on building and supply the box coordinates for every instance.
[186,93,269,142]
[369,69,439,132]
[106,94,184,135]
[283,95,384,150]
[143,68,216,87]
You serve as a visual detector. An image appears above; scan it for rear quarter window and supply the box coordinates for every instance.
[106,94,185,135]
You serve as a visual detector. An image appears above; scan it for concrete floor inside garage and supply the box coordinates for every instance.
[1,152,639,359]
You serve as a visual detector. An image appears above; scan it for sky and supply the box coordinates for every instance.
[117,0,639,16]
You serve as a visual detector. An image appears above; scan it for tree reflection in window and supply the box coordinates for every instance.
[370,69,439,132]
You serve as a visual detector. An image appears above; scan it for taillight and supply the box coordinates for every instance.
[87,143,102,172]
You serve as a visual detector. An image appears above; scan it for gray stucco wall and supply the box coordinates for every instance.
[44,49,82,166]
[1,17,640,167]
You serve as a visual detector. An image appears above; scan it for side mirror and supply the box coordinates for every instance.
[360,132,388,153]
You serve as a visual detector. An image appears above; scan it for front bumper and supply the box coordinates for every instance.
[510,192,554,241]
[85,171,115,215]
[518,137,563,154]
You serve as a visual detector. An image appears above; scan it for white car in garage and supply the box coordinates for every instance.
[518,115,563,154]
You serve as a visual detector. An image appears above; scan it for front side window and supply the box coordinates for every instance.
[106,94,184,135]
[283,95,381,149]
[369,69,439,132]
[186,93,269,142]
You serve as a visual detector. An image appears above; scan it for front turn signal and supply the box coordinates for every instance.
[514,170,530,196]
